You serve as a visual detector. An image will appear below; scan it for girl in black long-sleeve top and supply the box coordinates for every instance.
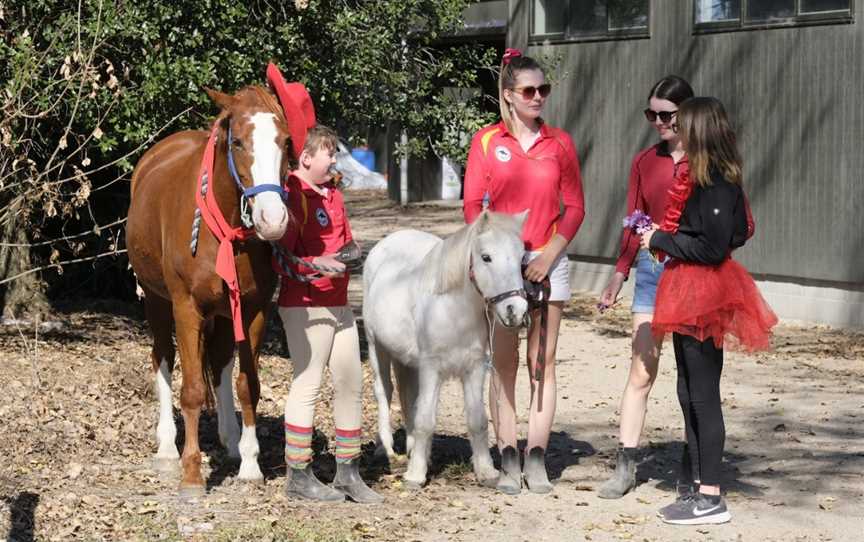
[640,97,777,525]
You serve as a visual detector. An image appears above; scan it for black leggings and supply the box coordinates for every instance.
[673,332,725,487]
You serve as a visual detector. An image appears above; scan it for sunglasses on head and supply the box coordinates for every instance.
[644,108,677,124]
[510,83,551,100]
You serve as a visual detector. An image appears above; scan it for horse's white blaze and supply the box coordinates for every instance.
[216,360,241,458]
[154,360,179,459]
[249,112,288,240]
[237,424,263,481]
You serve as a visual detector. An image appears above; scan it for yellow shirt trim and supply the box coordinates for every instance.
[480,127,501,155]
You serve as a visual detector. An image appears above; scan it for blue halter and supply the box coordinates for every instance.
[226,125,287,227]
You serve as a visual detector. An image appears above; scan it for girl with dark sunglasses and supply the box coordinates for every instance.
[463,49,585,495]
[597,75,694,499]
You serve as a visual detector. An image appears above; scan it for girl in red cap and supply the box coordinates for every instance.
[641,97,777,525]
[463,48,585,495]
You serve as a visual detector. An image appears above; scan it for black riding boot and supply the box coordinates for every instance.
[333,459,384,504]
[523,446,553,494]
[597,445,638,499]
[285,465,345,502]
[496,446,521,495]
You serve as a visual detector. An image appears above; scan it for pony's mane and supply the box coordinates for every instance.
[421,211,522,295]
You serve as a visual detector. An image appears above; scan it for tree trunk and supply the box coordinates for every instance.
[0,205,50,320]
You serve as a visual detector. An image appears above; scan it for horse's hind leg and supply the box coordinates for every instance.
[143,289,179,472]
[234,309,266,482]
[462,363,498,487]
[208,317,241,460]
[394,363,419,456]
[403,366,441,489]
[367,332,396,459]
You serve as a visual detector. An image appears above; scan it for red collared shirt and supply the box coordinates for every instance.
[274,175,353,307]
[615,143,685,277]
[615,143,755,277]
[463,121,585,251]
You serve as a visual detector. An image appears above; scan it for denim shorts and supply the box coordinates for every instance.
[632,249,666,314]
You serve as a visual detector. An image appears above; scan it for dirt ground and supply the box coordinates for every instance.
[1,190,862,541]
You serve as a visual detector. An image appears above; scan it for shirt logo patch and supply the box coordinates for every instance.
[494,145,511,163]
[315,208,330,227]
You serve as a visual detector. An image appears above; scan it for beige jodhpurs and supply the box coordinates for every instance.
[279,305,362,430]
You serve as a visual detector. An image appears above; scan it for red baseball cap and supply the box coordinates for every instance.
[266,62,316,159]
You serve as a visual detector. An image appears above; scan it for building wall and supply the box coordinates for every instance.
[507,0,863,286]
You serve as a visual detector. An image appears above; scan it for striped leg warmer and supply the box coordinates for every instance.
[335,428,362,464]
[284,423,313,469]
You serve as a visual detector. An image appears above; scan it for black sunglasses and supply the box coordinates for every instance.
[644,108,677,124]
[510,83,552,100]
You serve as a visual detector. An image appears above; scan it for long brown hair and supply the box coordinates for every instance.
[677,97,742,187]
[498,54,543,134]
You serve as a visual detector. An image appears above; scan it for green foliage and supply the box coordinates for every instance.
[0,0,497,302]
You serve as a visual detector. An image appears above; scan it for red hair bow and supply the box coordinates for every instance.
[502,48,522,65]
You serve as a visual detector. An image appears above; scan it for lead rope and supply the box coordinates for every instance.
[532,277,551,382]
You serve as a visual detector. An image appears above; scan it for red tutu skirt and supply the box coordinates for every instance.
[652,258,778,351]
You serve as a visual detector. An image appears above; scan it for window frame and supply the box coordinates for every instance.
[693,0,854,33]
[529,0,651,44]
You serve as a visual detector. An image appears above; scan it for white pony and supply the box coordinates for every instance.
[362,210,529,488]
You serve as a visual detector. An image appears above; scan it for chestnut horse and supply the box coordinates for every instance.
[126,86,294,495]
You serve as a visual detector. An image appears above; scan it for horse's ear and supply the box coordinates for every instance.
[514,209,530,231]
[204,87,236,110]
[477,210,490,231]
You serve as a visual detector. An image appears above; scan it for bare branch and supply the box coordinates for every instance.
[0,248,127,286]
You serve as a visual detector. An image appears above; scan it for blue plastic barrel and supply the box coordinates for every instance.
[350,148,376,172]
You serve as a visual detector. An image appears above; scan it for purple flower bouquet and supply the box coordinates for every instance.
[597,210,659,314]
[622,209,653,234]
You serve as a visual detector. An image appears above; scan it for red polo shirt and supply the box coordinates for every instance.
[615,142,755,277]
[274,175,353,307]
[463,121,585,251]
[615,142,685,277]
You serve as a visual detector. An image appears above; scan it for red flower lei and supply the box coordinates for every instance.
[659,163,694,234]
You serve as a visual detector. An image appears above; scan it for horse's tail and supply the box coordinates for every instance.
[202,358,217,413]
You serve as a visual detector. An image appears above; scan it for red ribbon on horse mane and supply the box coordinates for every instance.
[502,48,522,65]
[195,123,254,342]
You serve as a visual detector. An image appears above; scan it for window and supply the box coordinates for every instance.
[695,0,852,28]
[532,0,649,41]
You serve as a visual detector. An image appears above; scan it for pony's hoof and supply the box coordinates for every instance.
[151,457,180,473]
[479,476,499,489]
[178,485,206,499]
[402,478,425,491]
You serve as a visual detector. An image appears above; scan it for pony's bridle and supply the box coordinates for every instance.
[226,124,287,229]
[468,257,527,310]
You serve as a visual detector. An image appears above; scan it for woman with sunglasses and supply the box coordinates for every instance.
[463,49,585,495]
[596,75,694,499]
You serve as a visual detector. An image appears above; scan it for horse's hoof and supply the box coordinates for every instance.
[152,457,180,473]
[237,474,265,485]
[402,478,425,491]
[390,453,408,465]
[178,485,206,499]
